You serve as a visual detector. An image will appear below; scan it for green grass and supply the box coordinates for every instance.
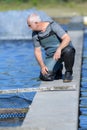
[0,1,87,16]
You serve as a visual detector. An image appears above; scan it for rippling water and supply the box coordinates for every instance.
[0,40,40,99]
[0,40,41,126]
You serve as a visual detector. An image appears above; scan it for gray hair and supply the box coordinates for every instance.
[28,13,41,23]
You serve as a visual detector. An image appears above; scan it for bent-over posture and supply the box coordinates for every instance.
[27,13,75,82]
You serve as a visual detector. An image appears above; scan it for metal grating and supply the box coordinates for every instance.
[0,96,31,119]
[79,30,87,129]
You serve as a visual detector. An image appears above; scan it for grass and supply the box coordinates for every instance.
[0,1,87,16]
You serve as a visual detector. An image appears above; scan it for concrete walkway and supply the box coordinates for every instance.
[21,17,83,130]
[0,16,84,130]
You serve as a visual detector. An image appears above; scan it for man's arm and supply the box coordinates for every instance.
[34,47,48,74]
[51,21,71,60]
[53,33,70,60]
[58,33,71,50]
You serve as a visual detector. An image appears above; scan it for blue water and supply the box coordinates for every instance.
[0,40,40,99]
[0,40,41,126]
[79,29,87,129]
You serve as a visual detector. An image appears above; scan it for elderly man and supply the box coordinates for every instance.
[27,13,75,82]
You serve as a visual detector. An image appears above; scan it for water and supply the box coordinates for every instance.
[79,28,87,129]
[0,8,52,40]
[0,40,40,126]
[0,40,40,91]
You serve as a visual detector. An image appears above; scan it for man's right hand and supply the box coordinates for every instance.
[41,66,48,75]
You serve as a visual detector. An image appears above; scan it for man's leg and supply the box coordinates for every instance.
[53,62,63,80]
[39,57,62,81]
[61,45,75,82]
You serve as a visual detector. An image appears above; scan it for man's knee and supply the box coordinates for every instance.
[62,46,75,56]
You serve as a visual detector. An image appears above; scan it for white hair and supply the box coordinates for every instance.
[29,14,41,23]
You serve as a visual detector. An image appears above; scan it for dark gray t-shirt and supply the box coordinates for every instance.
[32,21,70,57]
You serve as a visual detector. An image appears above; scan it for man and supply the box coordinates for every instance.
[27,13,75,82]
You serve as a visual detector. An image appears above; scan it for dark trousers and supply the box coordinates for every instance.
[61,45,75,73]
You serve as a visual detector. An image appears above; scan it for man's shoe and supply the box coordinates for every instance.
[63,71,72,83]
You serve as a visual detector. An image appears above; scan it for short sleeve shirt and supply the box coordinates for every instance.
[32,21,66,48]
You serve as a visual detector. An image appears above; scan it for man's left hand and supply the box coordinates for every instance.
[53,48,61,60]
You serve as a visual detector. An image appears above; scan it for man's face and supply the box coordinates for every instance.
[27,21,39,31]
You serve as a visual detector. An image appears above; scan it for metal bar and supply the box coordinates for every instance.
[0,108,28,114]
[0,84,76,94]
